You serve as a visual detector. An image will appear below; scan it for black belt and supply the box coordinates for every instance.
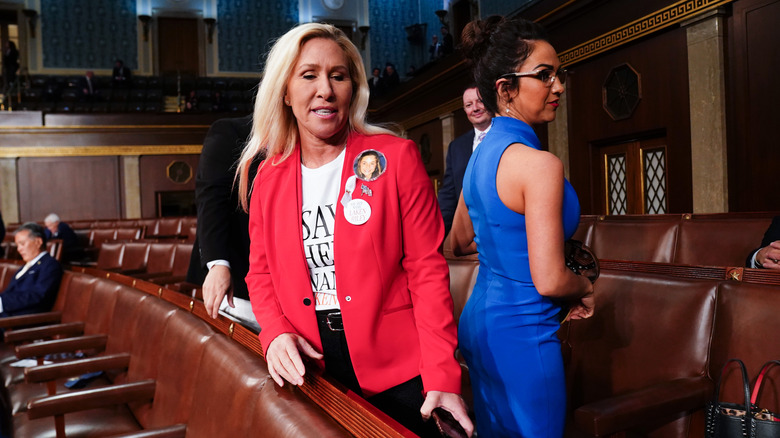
[316,310,344,332]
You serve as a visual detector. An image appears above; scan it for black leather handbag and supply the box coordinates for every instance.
[558,239,599,322]
[564,239,599,284]
[706,359,780,438]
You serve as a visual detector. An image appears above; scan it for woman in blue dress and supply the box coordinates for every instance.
[451,16,595,437]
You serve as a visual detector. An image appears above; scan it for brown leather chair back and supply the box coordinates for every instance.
[137,311,215,428]
[590,217,679,263]
[565,271,717,408]
[675,217,773,266]
[90,228,117,248]
[115,227,144,241]
[153,218,182,237]
[83,280,122,336]
[57,272,98,323]
[709,281,780,411]
[104,286,149,355]
[171,243,193,276]
[121,242,150,271]
[146,243,175,274]
[96,242,124,271]
[123,296,179,386]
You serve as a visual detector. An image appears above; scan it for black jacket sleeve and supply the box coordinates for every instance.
[195,116,252,267]
[746,216,780,267]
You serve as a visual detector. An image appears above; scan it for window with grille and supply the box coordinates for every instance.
[598,138,668,215]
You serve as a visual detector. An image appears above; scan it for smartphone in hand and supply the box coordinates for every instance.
[431,407,468,438]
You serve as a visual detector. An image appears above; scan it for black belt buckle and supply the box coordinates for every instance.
[326,312,344,331]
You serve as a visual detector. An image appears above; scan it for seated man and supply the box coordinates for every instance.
[1,223,62,317]
[43,213,81,263]
[746,216,780,270]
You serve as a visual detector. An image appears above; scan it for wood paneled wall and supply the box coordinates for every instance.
[566,28,693,214]
[139,155,200,218]
[727,0,780,212]
[0,113,212,222]
[17,156,123,222]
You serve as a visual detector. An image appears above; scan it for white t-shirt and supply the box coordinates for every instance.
[301,149,345,311]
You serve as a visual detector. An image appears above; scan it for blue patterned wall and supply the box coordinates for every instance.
[217,0,299,73]
[41,0,138,69]
[368,0,442,80]
[36,0,474,75]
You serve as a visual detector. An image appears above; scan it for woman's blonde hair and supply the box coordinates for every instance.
[236,22,396,210]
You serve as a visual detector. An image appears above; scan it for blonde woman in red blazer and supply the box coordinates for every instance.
[234,24,472,436]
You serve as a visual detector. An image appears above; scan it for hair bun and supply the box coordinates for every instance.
[459,15,504,65]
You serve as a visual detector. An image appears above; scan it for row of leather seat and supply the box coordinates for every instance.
[0,240,63,263]
[92,241,193,288]
[6,217,197,240]
[0,261,358,437]
[444,248,780,438]
[573,212,777,267]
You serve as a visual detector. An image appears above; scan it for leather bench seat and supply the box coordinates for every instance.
[589,217,680,263]
[674,217,772,266]
[443,241,780,438]
[0,273,97,385]
[563,271,717,438]
[0,261,354,437]
[91,242,192,287]
[4,278,127,416]
[577,213,776,267]
[708,281,780,406]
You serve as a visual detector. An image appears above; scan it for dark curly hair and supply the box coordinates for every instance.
[460,15,549,115]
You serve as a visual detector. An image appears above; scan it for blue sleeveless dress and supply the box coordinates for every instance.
[459,117,580,437]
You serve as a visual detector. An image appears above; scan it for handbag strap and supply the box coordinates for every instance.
[715,358,752,418]
[750,360,780,406]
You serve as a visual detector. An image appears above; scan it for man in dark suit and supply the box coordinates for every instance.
[43,213,81,263]
[439,84,493,236]
[429,34,442,61]
[78,70,98,101]
[186,115,261,331]
[440,26,454,56]
[1,223,62,317]
[111,59,132,88]
[746,216,780,270]
[368,67,383,95]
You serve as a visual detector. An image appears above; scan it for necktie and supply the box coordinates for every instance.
[476,131,486,144]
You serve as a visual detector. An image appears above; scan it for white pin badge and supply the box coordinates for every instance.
[344,198,371,225]
[340,175,357,207]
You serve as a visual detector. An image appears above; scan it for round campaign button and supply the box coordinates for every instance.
[344,199,371,225]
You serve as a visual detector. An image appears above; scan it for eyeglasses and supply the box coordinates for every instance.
[499,68,567,87]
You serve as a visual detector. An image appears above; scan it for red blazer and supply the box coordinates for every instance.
[247,132,461,396]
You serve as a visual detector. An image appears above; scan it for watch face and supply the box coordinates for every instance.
[322,0,345,10]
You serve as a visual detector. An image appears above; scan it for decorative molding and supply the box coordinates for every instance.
[558,0,735,67]
[0,145,202,158]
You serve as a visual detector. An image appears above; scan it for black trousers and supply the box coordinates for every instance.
[316,310,440,437]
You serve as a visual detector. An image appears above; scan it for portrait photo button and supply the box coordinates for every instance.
[345,296,352,302]
[303,297,312,306]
